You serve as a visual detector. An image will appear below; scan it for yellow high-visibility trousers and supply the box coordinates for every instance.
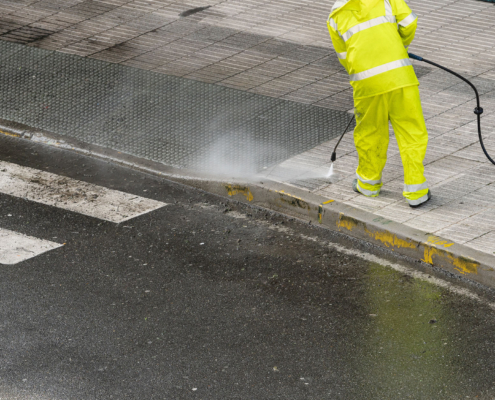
[353,85,429,206]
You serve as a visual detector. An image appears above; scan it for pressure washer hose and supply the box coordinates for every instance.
[330,53,495,166]
[409,53,495,165]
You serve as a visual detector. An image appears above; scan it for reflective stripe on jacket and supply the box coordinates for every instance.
[327,0,419,99]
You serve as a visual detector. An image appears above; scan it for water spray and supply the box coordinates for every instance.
[328,53,495,181]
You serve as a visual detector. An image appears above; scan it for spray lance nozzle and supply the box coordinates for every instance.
[326,114,355,179]
[328,114,355,170]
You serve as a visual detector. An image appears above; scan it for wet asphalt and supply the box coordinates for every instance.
[1,135,495,399]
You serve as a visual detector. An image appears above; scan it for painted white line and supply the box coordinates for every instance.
[0,161,167,223]
[0,228,63,265]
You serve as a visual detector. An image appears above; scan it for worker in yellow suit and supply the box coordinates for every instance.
[327,0,431,207]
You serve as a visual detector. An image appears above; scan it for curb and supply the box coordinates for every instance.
[1,119,494,287]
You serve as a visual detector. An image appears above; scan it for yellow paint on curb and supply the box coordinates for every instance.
[337,214,359,232]
[426,235,454,248]
[337,214,414,250]
[368,230,416,250]
[275,190,310,211]
[337,214,480,273]
[0,130,21,138]
[225,185,253,202]
[274,190,302,200]
[423,247,479,275]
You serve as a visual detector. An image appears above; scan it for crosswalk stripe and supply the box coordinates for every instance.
[0,228,63,265]
[0,161,167,223]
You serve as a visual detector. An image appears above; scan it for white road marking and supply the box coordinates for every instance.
[0,161,167,223]
[0,228,63,265]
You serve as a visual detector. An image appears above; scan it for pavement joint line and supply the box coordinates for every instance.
[1,119,495,289]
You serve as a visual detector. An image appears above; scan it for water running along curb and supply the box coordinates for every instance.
[1,118,494,288]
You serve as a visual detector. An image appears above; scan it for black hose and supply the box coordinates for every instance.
[408,53,495,165]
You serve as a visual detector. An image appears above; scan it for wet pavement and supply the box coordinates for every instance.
[1,135,495,399]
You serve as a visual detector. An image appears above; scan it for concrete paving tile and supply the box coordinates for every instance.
[314,186,359,202]
[372,208,416,224]
[120,58,157,70]
[347,193,399,209]
[404,218,453,234]
[465,231,495,254]
[435,231,478,245]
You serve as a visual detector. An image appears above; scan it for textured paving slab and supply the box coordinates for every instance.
[0,40,354,173]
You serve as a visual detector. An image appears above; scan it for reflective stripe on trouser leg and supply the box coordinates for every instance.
[404,181,428,193]
[388,85,429,203]
[356,181,381,197]
[353,92,390,198]
[404,181,429,206]
[355,172,381,197]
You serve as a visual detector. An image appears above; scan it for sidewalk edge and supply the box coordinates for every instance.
[1,119,494,287]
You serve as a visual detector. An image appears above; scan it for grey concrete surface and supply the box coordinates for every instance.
[2,134,495,399]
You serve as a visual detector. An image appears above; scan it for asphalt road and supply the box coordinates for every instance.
[1,134,495,400]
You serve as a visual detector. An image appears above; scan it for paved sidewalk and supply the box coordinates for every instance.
[2,0,495,259]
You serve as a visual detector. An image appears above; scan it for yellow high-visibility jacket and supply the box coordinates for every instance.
[327,0,419,99]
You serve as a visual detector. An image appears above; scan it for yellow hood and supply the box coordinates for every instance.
[330,0,382,18]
